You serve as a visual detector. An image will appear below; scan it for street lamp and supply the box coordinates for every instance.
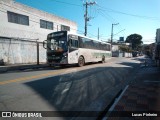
[111,23,119,48]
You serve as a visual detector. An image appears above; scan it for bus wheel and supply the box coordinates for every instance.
[78,56,85,67]
[102,56,105,63]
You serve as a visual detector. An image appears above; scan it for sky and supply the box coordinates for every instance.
[15,0,160,44]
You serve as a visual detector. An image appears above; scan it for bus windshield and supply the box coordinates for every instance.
[49,36,67,52]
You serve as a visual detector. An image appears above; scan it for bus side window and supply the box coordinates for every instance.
[108,45,110,51]
[76,40,79,48]
[70,39,78,48]
[70,39,72,47]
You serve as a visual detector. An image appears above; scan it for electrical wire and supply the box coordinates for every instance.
[47,0,82,7]
[98,9,116,23]
[96,5,160,21]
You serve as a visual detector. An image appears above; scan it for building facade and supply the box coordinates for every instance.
[0,0,77,41]
[0,0,77,64]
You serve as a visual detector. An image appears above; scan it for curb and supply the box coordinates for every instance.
[0,57,136,73]
[0,58,114,73]
[0,64,49,73]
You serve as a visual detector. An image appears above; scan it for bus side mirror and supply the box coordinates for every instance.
[43,40,47,49]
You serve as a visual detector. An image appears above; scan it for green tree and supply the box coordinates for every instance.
[125,34,143,51]
[119,45,132,53]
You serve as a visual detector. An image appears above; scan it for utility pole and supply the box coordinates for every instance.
[98,27,99,40]
[36,39,39,65]
[111,23,119,48]
[84,1,96,36]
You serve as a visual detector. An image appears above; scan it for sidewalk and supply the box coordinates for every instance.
[105,57,160,120]
[0,63,49,73]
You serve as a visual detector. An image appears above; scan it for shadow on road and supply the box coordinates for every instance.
[24,60,140,119]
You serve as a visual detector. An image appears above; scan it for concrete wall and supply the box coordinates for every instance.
[124,52,132,57]
[0,0,77,42]
[112,45,119,57]
[0,37,46,64]
[112,45,132,57]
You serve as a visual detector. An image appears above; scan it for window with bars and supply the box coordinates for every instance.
[40,19,53,30]
[7,11,29,26]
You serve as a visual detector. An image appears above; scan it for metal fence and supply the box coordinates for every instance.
[0,37,46,65]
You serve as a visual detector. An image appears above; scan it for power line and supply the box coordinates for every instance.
[47,0,82,7]
[96,10,126,39]
[113,29,126,36]
[98,10,117,23]
[96,8,126,32]
[97,5,160,21]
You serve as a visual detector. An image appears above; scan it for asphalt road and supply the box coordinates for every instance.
[0,57,143,120]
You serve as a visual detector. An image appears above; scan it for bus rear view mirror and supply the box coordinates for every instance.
[43,40,47,49]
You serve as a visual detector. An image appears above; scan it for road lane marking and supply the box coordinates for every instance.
[0,69,67,85]
[0,60,121,85]
[102,85,129,120]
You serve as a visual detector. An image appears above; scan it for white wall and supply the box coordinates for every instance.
[0,37,47,64]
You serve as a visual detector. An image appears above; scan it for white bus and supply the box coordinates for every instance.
[43,31,112,67]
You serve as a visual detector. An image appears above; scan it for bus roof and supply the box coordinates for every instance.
[48,31,111,45]
[67,31,111,45]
